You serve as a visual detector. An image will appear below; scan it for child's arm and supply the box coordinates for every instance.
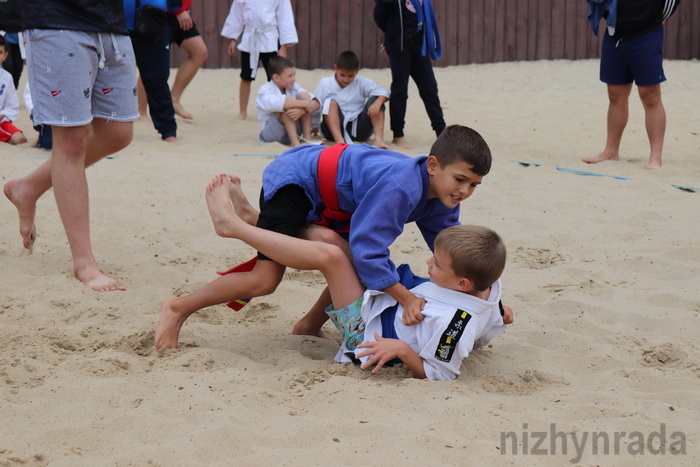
[383,282,426,326]
[356,332,427,379]
[366,95,388,118]
[283,96,319,120]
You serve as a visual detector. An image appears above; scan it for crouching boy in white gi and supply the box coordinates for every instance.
[196,174,512,380]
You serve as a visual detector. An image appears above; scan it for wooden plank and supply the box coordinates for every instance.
[515,0,529,61]
[320,1,337,69]
[692,0,700,59]
[482,0,497,63]
[493,0,506,63]
[550,0,565,59]
[536,0,552,59]
[526,0,538,60]
[562,0,576,59]
[441,0,459,66]
[456,0,471,64]
[470,0,485,63]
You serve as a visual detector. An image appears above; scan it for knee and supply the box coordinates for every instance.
[254,273,282,296]
[297,91,311,101]
[316,243,347,270]
[639,88,662,109]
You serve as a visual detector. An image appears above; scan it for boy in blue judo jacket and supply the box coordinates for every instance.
[156,125,492,348]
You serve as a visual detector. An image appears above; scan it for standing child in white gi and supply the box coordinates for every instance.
[314,50,390,148]
[221,0,298,120]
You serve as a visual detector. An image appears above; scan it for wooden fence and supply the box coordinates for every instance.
[174,0,700,69]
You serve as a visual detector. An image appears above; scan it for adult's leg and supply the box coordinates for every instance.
[637,84,665,169]
[136,77,150,122]
[583,83,633,164]
[130,31,177,141]
[4,119,132,253]
[52,119,133,291]
[409,46,446,137]
[171,35,208,119]
[387,48,412,148]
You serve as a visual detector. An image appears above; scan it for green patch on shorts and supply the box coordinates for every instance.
[325,297,365,351]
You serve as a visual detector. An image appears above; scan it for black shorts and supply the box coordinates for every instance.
[167,13,200,46]
[320,96,382,142]
[256,184,312,261]
[240,51,277,82]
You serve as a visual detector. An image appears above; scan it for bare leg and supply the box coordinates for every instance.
[205,175,363,307]
[8,132,28,145]
[392,136,412,149]
[136,77,150,122]
[226,174,259,225]
[371,111,388,149]
[583,83,632,164]
[324,100,345,144]
[53,120,133,291]
[238,79,252,120]
[4,119,132,260]
[280,113,301,147]
[638,84,665,169]
[171,35,208,120]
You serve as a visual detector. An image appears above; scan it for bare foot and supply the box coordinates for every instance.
[4,179,37,252]
[173,101,193,120]
[164,136,178,143]
[582,151,619,164]
[75,265,126,292]
[154,297,186,349]
[237,111,247,120]
[374,139,389,150]
[392,137,412,149]
[644,158,662,170]
[292,319,339,344]
[205,174,246,238]
[226,174,259,225]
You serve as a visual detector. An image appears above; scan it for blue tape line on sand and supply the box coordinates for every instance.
[510,160,541,167]
[671,184,698,193]
[555,166,632,180]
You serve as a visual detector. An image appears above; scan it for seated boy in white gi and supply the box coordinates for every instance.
[202,174,512,380]
[255,56,320,147]
[314,50,389,148]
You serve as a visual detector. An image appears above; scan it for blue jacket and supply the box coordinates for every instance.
[262,144,460,290]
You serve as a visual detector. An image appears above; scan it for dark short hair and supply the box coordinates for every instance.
[335,50,360,70]
[268,56,295,77]
[430,125,492,176]
[435,224,506,291]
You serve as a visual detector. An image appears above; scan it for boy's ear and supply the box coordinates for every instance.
[426,155,440,175]
[456,277,473,293]
[333,64,338,72]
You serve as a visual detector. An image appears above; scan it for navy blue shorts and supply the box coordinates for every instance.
[600,27,666,87]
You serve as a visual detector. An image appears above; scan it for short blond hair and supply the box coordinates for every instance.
[434,225,506,291]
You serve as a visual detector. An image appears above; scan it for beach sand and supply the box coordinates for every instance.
[1,60,699,466]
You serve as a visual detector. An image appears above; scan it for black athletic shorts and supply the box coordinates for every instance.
[256,184,312,261]
[167,13,200,46]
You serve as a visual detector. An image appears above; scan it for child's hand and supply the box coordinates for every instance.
[379,44,386,55]
[367,102,381,118]
[228,39,237,56]
[285,108,306,121]
[176,11,193,31]
[402,296,426,326]
[503,305,514,325]
[356,333,406,374]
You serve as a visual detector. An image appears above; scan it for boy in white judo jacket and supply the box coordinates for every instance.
[255,56,319,147]
[199,173,512,381]
[314,50,390,148]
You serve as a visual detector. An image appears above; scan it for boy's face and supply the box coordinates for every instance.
[0,46,7,65]
[273,67,297,91]
[426,245,470,292]
[333,66,358,88]
[426,155,483,209]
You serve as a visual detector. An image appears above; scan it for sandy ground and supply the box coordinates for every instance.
[1,60,699,466]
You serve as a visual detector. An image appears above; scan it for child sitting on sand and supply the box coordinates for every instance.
[196,174,510,380]
[255,56,319,147]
